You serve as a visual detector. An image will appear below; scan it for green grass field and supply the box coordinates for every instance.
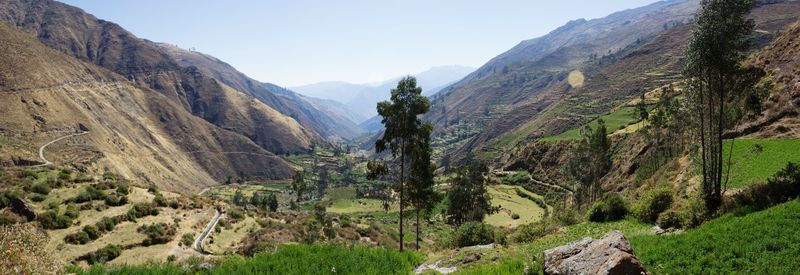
[541,107,642,142]
[485,185,546,228]
[630,199,800,274]
[458,219,652,274]
[723,139,800,188]
[71,244,424,275]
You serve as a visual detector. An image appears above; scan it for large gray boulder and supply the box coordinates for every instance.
[543,230,646,275]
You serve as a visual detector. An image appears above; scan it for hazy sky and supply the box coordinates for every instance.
[60,0,658,86]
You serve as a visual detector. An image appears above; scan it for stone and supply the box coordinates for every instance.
[462,253,481,264]
[543,230,647,275]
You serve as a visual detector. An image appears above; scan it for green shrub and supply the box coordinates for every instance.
[587,201,607,222]
[104,194,128,207]
[632,186,673,223]
[656,209,682,229]
[58,170,71,180]
[604,194,628,221]
[29,194,46,202]
[83,245,121,264]
[229,209,245,220]
[181,233,194,247]
[502,170,531,185]
[73,186,107,203]
[19,170,39,179]
[74,173,93,183]
[587,194,628,222]
[37,210,73,229]
[127,203,159,221]
[153,193,167,207]
[453,222,495,247]
[31,182,51,195]
[64,204,80,219]
[511,213,520,220]
[116,184,130,195]
[138,223,177,246]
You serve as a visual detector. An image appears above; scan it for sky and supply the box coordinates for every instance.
[60,0,658,87]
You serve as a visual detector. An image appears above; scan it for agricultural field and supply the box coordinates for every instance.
[630,199,800,274]
[722,139,800,188]
[485,185,547,228]
[69,244,424,275]
[541,106,644,141]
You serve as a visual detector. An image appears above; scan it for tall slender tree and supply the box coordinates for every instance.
[685,0,760,211]
[375,76,431,251]
[565,119,611,204]
[291,171,306,203]
[408,123,439,250]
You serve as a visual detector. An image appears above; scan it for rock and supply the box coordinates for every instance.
[462,253,481,264]
[543,230,646,275]
[78,123,90,132]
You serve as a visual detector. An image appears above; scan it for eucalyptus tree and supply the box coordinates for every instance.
[375,76,431,251]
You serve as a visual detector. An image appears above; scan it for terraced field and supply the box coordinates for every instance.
[723,139,800,188]
[485,185,547,228]
[541,106,643,141]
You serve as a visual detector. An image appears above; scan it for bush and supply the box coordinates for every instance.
[181,233,194,247]
[511,213,520,220]
[127,203,159,221]
[656,209,682,229]
[604,194,628,221]
[104,194,128,207]
[453,222,495,247]
[632,186,673,223]
[19,170,39,180]
[31,182,51,195]
[116,184,130,195]
[83,245,121,264]
[64,204,79,219]
[29,194,46,202]
[58,170,71,180]
[153,193,167,207]
[586,194,628,222]
[139,223,177,246]
[229,209,245,220]
[587,201,607,222]
[37,210,73,229]
[72,186,107,203]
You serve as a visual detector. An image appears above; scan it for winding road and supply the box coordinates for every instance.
[31,131,89,167]
[193,209,223,254]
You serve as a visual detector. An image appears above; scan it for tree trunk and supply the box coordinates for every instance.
[399,143,405,251]
[416,209,421,250]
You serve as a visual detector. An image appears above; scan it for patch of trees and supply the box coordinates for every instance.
[685,0,764,212]
[250,192,279,212]
[138,223,177,246]
[79,245,121,264]
[445,160,496,226]
[299,203,336,244]
[564,119,611,205]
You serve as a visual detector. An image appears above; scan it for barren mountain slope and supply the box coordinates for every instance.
[0,0,324,153]
[0,22,293,193]
[154,42,363,139]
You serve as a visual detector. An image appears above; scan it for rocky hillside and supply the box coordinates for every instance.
[0,0,353,153]
[0,21,294,193]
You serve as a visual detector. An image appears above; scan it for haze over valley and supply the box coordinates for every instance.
[1,0,800,274]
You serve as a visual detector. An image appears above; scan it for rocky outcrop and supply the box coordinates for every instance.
[543,231,646,275]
